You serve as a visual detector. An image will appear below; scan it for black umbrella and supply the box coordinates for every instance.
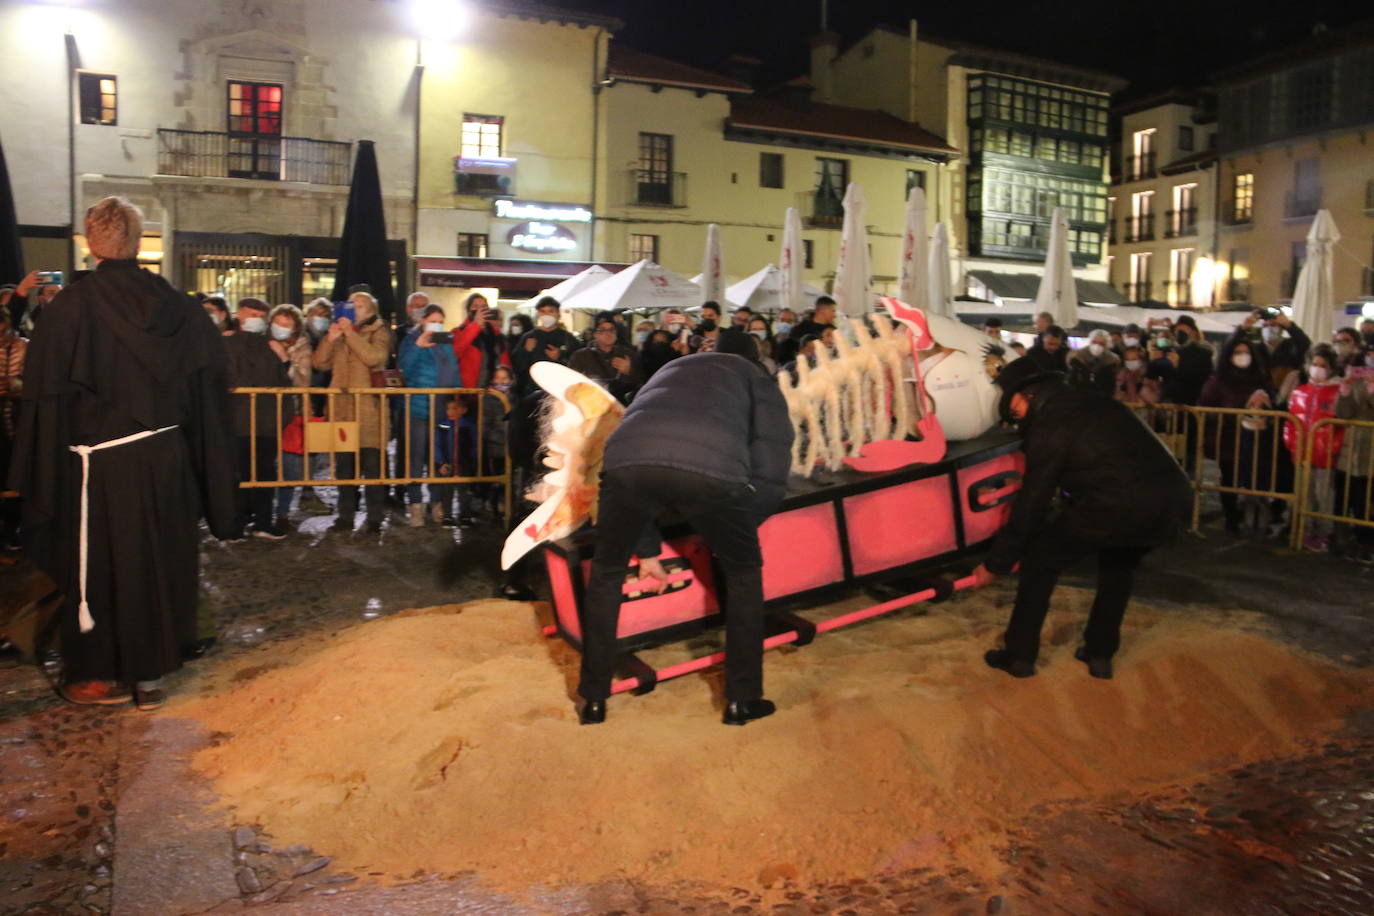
[331,140,395,321]
[0,130,25,289]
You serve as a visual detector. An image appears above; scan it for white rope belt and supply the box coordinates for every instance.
[68,425,179,633]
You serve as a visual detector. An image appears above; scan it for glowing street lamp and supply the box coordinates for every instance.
[412,0,469,40]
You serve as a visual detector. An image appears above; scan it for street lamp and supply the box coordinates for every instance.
[411,0,469,41]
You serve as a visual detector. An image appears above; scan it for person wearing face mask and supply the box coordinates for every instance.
[505,312,533,352]
[1198,337,1275,533]
[569,316,645,405]
[747,316,778,375]
[1331,327,1362,372]
[969,358,1191,680]
[1284,345,1345,552]
[266,305,313,531]
[1115,323,1144,359]
[398,304,460,526]
[450,293,511,391]
[775,308,796,341]
[1334,344,1374,560]
[640,328,679,379]
[690,301,726,353]
[1114,345,1159,404]
[511,297,576,395]
[633,319,655,349]
[1066,328,1120,395]
[203,296,233,336]
[1236,308,1310,391]
[224,298,292,540]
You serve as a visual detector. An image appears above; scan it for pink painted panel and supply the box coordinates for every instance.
[759,503,844,600]
[843,477,957,576]
[576,537,721,641]
[957,451,1025,547]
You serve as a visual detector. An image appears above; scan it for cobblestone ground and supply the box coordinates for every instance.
[0,493,1371,914]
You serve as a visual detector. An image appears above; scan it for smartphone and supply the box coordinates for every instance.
[331,300,356,323]
[1348,366,1374,379]
[36,270,63,285]
[429,331,453,344]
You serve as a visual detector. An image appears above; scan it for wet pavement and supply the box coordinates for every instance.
[0,492,1371,914]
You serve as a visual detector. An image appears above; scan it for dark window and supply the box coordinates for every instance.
[1178,126,1194,151]
[78,73,117,125]
[226,81,283,180]
[759,152,784,189]
[905,169,925,194]
[803,239,814,269]
[457,233,488,258]
[630,233,658,263]
[813,157,848,226]
[1289,65,1332,132]
[637,133,673,205]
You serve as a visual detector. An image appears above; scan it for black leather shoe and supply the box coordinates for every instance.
[578,699,606,725]
[722,698,776,726]
[984,649,1036,678]
[1074,646,1113,680]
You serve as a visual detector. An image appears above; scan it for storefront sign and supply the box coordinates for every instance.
[493,199,592,223]
[507,221,578,254]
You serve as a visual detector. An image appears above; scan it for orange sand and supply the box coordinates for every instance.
[175,591,1372,895]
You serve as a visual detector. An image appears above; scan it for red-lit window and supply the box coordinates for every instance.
[227,81,283,136]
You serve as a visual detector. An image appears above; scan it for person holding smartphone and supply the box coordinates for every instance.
[1238,307,1310,392]
[510,297,575,395]
[449,292,511,391]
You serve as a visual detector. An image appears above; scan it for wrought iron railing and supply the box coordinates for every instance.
[1123,213,1155,242]
[1124,151,1156,181]
[1164,207,1197,238]
[1123,280,1153,302]
[158,129,352,185]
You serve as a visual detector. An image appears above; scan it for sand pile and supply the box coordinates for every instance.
[177,593,1371,895]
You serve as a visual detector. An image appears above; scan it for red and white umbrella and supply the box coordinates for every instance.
[927,222,953,318]
[779,206,804,315]
[700,223,724,305]
[896,186,929,309]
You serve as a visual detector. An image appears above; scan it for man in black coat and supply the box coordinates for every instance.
[8,197,237,709]
[577,328,793,726]
[971,358,1191,679]
[1024,324,1069,372]
[224,297,292,539]
[511,297,578,395]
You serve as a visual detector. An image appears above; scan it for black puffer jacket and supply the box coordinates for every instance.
[603,352,793,517]
[984,381,1191,574]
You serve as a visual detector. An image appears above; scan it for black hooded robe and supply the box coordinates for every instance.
[7,259,237,683]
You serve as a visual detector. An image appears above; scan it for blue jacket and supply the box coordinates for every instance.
[603,352,793,517]
[434,413,476,474]
[399,328,459,418]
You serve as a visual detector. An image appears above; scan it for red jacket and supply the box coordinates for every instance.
[451,320,511,389]
[1284,382,1343,468]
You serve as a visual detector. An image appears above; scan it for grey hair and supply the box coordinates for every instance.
[85,196,143,261]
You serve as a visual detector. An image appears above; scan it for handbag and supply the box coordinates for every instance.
[282,415,305,455]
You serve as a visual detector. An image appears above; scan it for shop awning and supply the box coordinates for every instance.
[415,256,630,291]
[966,270,1128,306]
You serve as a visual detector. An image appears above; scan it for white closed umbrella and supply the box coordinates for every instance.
[896,186,929,309]
[700,223,724,306]
[779,206,804,316]
[832,182,870,316]
[1290,208,1341,346]
[927,222,953,318]
[1034,207,1078,329]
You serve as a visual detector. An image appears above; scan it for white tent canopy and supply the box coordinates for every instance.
[518,265,615,310]
[559,259,704,312]
[722,264,827,312]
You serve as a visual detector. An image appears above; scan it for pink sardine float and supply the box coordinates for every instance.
[504,299,1024,694]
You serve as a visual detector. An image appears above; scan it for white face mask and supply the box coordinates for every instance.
[1309,365,1330,382]
[410,307,427,322]
[270,323,293,341]
[1089,343,1105,356]
[1334,342,1354,357]
[426,321,445,333]
[240,316,267,334]
[1232,352,1253,369]
[1262,326,1282,342]
[207,312,224,328]
[1123,336,1139,348]
[1366,355,1374,368]
[308,316,329,335]
[667,321,683,333]
[750,329,766,340]
[537,313,557,329]
[1125,359,1142,371]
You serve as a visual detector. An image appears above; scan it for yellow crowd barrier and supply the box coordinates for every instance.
[1295,417,1374,547]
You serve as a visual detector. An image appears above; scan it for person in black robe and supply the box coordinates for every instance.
[7,197,237,709]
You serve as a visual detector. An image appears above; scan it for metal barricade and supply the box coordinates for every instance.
[1295,417,1374,550]
[1124,401,1192,464]
[1187,405,1306,548]
[231,386,513,524]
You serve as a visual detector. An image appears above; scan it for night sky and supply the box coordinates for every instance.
[559,0,1371,101]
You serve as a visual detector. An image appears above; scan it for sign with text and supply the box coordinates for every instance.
[492,199,593,223]
[506,221,578,254]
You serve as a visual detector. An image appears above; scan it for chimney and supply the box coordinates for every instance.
[725,54,761,89]
[778,76,815,112]
[809,31,839,103]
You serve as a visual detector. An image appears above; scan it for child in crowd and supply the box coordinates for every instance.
[1114,345,1159,404]
[434,396,477,527]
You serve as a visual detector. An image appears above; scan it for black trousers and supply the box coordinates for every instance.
[1004,529,1151,665]
[335,448,384,520]
[234,436,277,531]
[578,465,765,703]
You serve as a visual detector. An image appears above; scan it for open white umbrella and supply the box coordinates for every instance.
[700,223,724,305]
[518,265,615,309]
[723,264,827,312]
[926,222,953,318]
[896,186,929,309]
[1034,207,1078,329]
[832,182,871,316]
[779,206,804,316]
[1289,208,1341,345]
[559,259,703,312]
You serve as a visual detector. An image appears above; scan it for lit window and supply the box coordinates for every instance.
[462,114,503,158]
[457,233,488,258]
[79,73,117,125]
[1233,173,1254,221]
[629,234,658,263]
[227,81,283,136]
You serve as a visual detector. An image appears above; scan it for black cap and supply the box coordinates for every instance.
[993,357,1062,421]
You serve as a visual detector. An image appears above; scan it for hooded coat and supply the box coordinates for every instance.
[984,380,1191,575]
[7,259,237,682]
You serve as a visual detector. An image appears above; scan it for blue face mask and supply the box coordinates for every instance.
[240,316,267,334]
[270,323,293,341]
[776,322,792,336]
[635,331,649,346]
[750,329,766,340]
[308,316,330,335]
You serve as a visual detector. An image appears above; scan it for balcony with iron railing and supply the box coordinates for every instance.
[1221,198,1253,227]
[1123,151,1156,181]
[629,169,687,207]
[1163,279,1192,307]
[1122,280,1153,302]
[1123,213,1155,242]
[1164,207,1197,238]
[1107,220,1117,245]
[1224,278,1252,303]
[1283,190,1321,220]
[802,188,845,228]
[157,129,351,185]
